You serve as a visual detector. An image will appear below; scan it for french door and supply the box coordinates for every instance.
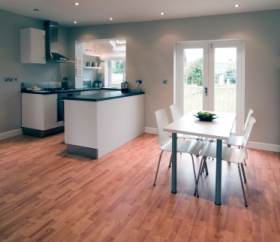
[174,40,245,135]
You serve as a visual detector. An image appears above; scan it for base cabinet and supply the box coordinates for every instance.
[22,93,62,132]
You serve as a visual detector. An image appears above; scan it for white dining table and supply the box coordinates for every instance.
[163,110,236,205]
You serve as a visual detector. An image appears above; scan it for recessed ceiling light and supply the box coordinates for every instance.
[234,4,240,8]
[110,18,113,20]
[74,21,77,24]
[161,12,164,15]
[74,2,79,6]
[33,9,39,11]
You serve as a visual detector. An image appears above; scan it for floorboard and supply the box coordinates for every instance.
[0,133,280,241]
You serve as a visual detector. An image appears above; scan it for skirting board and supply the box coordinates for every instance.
[0,129,22,141]
[67,144,98,159]
[144,127,280,153]
[248,142,280,153]
[144,127,157,134]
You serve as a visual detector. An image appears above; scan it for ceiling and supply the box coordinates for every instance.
[0,0,279,27]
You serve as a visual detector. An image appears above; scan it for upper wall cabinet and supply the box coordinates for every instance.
[20,28,46,64]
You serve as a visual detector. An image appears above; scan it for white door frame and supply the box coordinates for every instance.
[174,39,245,135]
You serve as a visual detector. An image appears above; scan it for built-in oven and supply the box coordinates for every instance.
[57,91,81,121]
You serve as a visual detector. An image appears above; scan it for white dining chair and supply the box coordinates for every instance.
[225,109,254,165]
[169,104,198,140]
[195,116,256,207]
[226,109,254,148]
[153,108,204,186]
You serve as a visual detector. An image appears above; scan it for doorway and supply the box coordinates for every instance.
[75,39,126,88]
[174,40,245,135]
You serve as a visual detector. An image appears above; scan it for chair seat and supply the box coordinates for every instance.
[201,143,246,164]
[224,134,243,147]
[161,139,203,156]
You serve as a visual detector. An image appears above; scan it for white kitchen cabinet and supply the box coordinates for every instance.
[20,28,46,64]
[22,93,59,130]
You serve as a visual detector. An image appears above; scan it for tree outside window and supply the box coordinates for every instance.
[111,60,125,85]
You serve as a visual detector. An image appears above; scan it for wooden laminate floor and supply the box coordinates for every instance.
[0,133,280,242]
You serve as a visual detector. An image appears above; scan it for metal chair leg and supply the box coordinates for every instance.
[241,163,247,183]
[194,156,205,197]
[153,151,164,186]
[238,164,248,207]
[200,157,209,175]
[200,162,205,175]
[240,146,247,166]
[203,158,209,175]
[168,154,172,168]
[190,154,197,187]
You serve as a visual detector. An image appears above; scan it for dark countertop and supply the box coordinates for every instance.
[63,90,145,102]
[21,87,121,95]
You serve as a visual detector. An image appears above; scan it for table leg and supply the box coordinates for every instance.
[171,132,177,194]
[215,139,222,205]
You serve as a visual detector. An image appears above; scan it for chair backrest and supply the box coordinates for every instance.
[155,109,170,146]
[243,116,256,158]
[244,109,254,133]
[170,104,182,121]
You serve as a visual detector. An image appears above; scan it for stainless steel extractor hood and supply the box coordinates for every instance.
[44,21,74,63]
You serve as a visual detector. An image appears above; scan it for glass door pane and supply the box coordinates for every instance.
[183,49,204,114]
[175,40,244,135]
[214,48,237,113]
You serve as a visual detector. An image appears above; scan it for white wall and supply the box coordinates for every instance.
[0,9,73,136]
[68,10,280,149]
[0,8,279,151]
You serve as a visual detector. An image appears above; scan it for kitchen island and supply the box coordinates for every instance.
[64,91,145,159]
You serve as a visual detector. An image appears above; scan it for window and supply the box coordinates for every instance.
[104,60,126,87]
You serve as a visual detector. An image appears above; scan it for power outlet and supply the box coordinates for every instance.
[162,80,168,84]
[4,77,18,82]
[136,79,142,84]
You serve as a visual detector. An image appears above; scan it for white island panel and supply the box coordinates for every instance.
[64,100,97,148]
[96,94,144,157]
[64,94,144,158]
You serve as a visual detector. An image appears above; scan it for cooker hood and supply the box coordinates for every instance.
[44,21,74,63]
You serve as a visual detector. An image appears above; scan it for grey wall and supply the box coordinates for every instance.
[0,8,279,147]
[0,9,72,134]
[68,10,280,146]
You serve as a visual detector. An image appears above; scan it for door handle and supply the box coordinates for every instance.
[204,87,208,96]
